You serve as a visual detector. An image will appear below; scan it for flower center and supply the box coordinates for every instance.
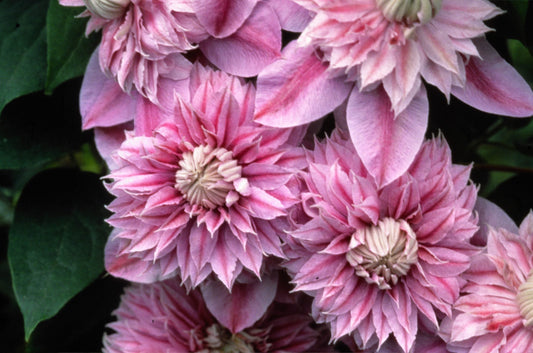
[517,269,533,328]
[346,218,418,290]
[376,0,442,25]
[200,324,271,353]
[175,145,241,209]
[83,0,130,20]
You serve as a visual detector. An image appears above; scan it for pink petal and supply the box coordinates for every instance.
[201,271,278,333]
[469,331,506,353]
[346,85,428,187]
[451,39,533,117]
[254,41,352,127]
[189,225,218,270]
[473,197,518,246]
[80,50,138,129]
[133,97,170,137]
[265,0,312,32]
[243,186,286,220]
[192,0,258,38]
[450,312,491,342]
[94,124,131,170]
[59,0,84,6]
[200,2,281,77]
[105,232,176,283]
[243,163,292,190]
[210,233,238,289]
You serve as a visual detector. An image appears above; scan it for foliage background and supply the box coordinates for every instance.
[0,0,531,352]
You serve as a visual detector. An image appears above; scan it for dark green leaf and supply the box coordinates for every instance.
[0,79,84,169]
[526,0,533,55]
[475,119,533,195]
[507,39,533,86]
[26,277,126,353]
[45,0,100,94]
[0,0,49,114]
[8,169,112,340]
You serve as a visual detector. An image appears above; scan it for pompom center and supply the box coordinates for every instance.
[198,324,271,353]
[83,0,130,20]
[518,269,533,328]
[346,218,418,290]
[175,145,241,209]
[375,0,442,24]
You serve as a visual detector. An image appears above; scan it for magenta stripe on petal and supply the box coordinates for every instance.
[452,38,533,117]
[192,0,258,38]
[255,41,352,127]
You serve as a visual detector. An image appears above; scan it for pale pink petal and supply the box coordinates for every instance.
[200,271,278,333]
[200,2,281,77]
[210,232,239,289]
[133,97,170,137]
[80,50,138,129]
[417,25,460,74]
[244,187,286,220]
[192,0,258,38]
[469,331,506,353]
[346,85,428,186]
[59,0,84,5]
[451,39,533,117]
[265,0,312,32]
[105,232,177,283]
[473,197,518,246]
[255,41,352,127]
[94,124,130,170]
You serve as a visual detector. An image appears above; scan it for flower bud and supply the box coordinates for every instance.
[83,0,130,20]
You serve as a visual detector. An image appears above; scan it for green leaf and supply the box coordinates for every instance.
[26,277,126,353]
[0,0,49,115]
[8,169,112,340]
[476,119,533,195]
[45,0,100,94]
[0,79,84,169]
[507,39,533,86]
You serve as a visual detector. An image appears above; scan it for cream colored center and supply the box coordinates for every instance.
[517,269,533,328]
[201,324,270,353]
[376,0,442,24]
[346,218,418,290]
[83,0,130,20]
[175,146,241,209]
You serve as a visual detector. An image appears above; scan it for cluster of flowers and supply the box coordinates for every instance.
[61,0,533,352]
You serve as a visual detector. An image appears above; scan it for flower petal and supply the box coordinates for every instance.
[254,41,352,127]
[200,271,278,333]
[346,85,428,187]
[200,2,281,77]
[451,39,533,117]
[80,50,137,129]
[192,0,258,38]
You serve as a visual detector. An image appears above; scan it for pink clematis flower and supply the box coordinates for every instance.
[60,0,282,106]
[103,275,327,353]
[255,0,533,186]
[284,130,479,352]
[443,212,533,352]
[103,63,306,289]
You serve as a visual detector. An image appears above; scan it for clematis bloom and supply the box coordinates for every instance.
[104,63,306,289]
[444,212,533,352]
[103,276,326,353]
[60,0,282,106]
[255,0,533,186]
[284,130,479,352]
